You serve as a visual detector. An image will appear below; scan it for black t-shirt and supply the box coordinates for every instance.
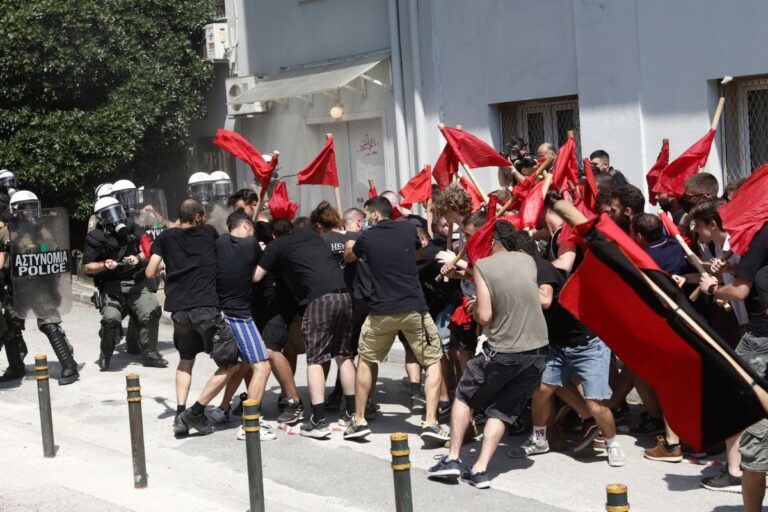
[258,227,345,306]
[346,231,374,300]
[353,219,427,315]
[736,223,768,336]
[216,234,263,317]
[83,220,146,284]
[320,230,356,290]
[151,224,219,312]
[535,256,594,347]
[608,168,629,188]
[417,242,461,319]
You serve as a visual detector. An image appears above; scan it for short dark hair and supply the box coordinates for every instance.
[493,220,518,251]
[462,209,487,228]
[226,212,254,233]
[612,185,645,215]
[293,216,311,229]
[631,213,663,243]
[685,172,719,197]
[688,199,725,229]
[416,226,430,240]
[507,136,527,148]
[255,220,272,244]
[179,198,205,223]
[513,231,537,257]
[364,196,393,219]
[594,172,615,192]
[589,149,610,162]
[270,217,293,237]
[227,188,259,208]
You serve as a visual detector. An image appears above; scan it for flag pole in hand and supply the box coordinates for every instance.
[438,123,489,201]
[253,150,278,223]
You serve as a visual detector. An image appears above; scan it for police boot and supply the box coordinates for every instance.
[41,324,79,385]
[0,333,25,383]
[98,324,119,371]
[140,309,167,368]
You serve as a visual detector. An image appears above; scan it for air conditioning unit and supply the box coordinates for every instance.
[204,23,228,62]
[226,75,269,117]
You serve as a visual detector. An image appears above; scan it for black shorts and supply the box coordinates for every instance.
[350,298,371,356]
[455,348,546,424]
[171,307,239,369]
[301,292,353,365]
[448,321,479,353]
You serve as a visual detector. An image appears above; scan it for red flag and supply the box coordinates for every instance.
[213,129,274,188]
[720,163,768,255]
[465,194,499,266]
[368,186,378,199]
[267,181,298,220]
[559,213,767,450]
[297,136,339,187]
[646,139,670,205]
[440,126,511,170]
[551,137,578,191]
[582,158,598,213]
[518,178,549,229]
[559,198,597,245]
[399,165,433,209]
[433,147,459,190]
[459,176,484,212]
[652,130,716,198]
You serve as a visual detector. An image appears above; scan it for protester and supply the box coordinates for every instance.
[589,149,629,188]
[146,199,240,436]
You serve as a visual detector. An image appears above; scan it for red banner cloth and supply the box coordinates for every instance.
[432,147,458,190]
[659,210,681,238]
[440,126,511,170]
[268,181,298,220]
[652,130,715,198]
[720,163,768,255]
[551,137,579,192]
[646,139,670,205]
[465,194,499,267]
[399,165,432,209]
[297,136,339,187]
[213,128,275,189]
[518,177,549,229]
[582,158,598,213]
[459,176,485,212]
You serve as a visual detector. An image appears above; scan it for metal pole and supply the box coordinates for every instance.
[125,374,147,488]
[35,354,55,458]
[243,399,265,512]
[606,483,629,512]
[390,432,413,512]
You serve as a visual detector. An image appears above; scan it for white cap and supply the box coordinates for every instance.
[188,172,212,185]
[112,179,136,192]
[209,170,231,182]
[9,190,37,207]
[94,196,120,213]
[95,183,114,199]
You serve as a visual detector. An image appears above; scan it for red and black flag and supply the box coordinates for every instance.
[557,205,768,450]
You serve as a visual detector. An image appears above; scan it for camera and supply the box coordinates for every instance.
[500,143,522,161]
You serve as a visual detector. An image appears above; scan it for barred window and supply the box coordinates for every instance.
[722,76,768,182]
[214,0,226,20]
[498,96,581,161]
[195,137,235,176]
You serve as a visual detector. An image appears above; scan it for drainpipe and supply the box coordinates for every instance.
[408,0,427,169]
[388,0,411,189]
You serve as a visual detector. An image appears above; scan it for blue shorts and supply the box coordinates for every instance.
[541,337,610,400]
[226,316,269,364]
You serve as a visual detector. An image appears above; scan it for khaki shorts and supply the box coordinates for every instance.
[358,311,442,367]
[741,419,768,472]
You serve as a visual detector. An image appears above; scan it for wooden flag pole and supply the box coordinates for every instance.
[324,133,343,217]
[368,179,377,195]
[427,198,433,238]
[711,97,726,131]
[438,123,489,201]
[253,150,278,223]
[553,199,768,415]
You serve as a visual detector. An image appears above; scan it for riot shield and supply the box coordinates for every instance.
[136,188,168,241]
[205,200,230,235]
[10,207,72,319]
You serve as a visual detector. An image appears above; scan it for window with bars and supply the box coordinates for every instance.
[722,76,768,182]
[214,0,226,20]
[498,96,581,161]
[195,137,235,177]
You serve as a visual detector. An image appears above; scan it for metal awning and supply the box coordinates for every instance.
[228,52,390,105]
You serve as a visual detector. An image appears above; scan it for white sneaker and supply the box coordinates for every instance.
[237,423,277,441]
[608,445,627,467]
[206,406,230,424]
[508,436,549,458]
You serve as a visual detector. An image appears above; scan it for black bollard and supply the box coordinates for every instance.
[35,354,55,458]
[390,433,413,512]
[243,399,265,512]
[125,374,147,488]
[606,483,629,511]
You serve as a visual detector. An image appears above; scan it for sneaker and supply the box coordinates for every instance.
[573,418,600,452]
[420,422,450,444]
[643,436,683,462]
[411,393,427,415]
[592,435,606,451]
[173,413,189,437]
[508,417,527,436]
[438,401,452,423]
[232,392,247,416]
[277,399,304,425]
[700,467,742,493]
[300,416,331,439]
[277,394,289,412]
[508,436,549,458]
[343,419,371,440]
[630,416,665,436]
[607,445,627,467]
[236,422,277,441]
[427,455,461,478]
[338,411,355,427]
[179,409,214,435]
[325,391,343,412]
[461,467,490,489]
[206,406,230,424]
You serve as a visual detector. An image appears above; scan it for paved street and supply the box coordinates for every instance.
[0,301,746,511]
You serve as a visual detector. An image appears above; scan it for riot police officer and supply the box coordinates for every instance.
[1,191,79,385]
[0,171,21,381]
[188,172,213,205]
[87,183,114,232]
[84,197,167,370]
[197,171,230,234]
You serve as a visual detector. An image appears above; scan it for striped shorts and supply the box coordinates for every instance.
[226,315,269,364]
[300,292,353,365]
